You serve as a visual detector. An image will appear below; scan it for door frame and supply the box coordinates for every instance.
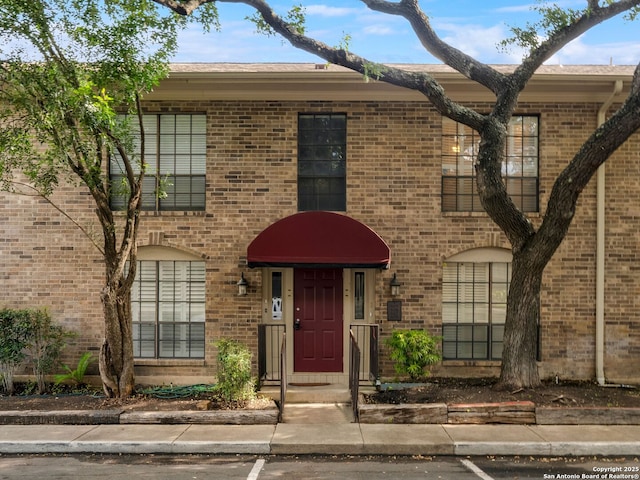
[261,267,376,383]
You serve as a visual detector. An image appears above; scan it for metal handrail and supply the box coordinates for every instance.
[257,325,266,389]
[350,323,379,384]
[257,324,286,388]
[279,332,287,422]
[349,329,361,422]
[368,325,379,386]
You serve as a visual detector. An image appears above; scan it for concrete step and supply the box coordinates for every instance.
[281,403,354,424]
[260,385,351,404]
[287,387,351,403]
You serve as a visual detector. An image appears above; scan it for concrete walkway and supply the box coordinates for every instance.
[1,422,639,456]
[282,403,353,424]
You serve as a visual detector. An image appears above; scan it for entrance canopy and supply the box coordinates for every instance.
[247,211,390,268]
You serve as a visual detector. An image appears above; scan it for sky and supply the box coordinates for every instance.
[172,0,640,65]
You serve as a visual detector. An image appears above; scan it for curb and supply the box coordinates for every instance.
[358,398,640,425]
[0,410,123,425]
[0,407,279,426]
[2,404,640,426]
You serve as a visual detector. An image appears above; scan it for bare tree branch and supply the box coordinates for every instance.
[154,0,487,129]
[632,62,640,96]
[152,0,213,15]
[513,0,640,90]
[361,0,507,94]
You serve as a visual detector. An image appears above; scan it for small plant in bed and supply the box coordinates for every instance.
[54,352,94,388]
[385,329,442,382]
[212,338,257,407]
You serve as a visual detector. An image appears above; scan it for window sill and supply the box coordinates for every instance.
[112,210,207,217]
[441,360,502,367]
[134,358,206,367]
[441,211,540,218]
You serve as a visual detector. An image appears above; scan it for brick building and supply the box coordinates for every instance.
[1,63,638,387]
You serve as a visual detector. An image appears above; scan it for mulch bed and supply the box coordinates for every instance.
[362,377,640,408]
[0,383,271,411]
[1,378,638,411]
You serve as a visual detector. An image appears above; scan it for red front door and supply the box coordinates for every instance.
[293,268,343,372]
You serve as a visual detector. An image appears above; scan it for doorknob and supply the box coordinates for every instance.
[294,319,301,330]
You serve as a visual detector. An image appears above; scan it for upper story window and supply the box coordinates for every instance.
[298,113,346,211]
[110,114,206,211]
[441,116,539,212]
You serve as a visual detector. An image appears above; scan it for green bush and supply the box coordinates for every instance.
[0,309,32,394]
[214,338,256,403]
[24,308,75,394]
[0,308,75,394]
[385,329,442,381]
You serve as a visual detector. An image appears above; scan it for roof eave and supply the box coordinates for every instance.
[146,63,634,103]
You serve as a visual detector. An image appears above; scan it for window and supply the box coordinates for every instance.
[110,114,206,211]
[298,113,346,211]
[271,271,283,321]
[442,261,510,360]
[442,116,539,212]
[354,271,365,320]
[132,260,205,358]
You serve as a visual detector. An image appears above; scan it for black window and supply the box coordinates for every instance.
[298,113,346,211]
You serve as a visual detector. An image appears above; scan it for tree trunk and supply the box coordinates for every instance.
[99,281,135,398]
[498,252,543,390]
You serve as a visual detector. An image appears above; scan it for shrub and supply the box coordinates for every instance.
[385,329,442,381]
[24,308,75,394]
[0,308,75,394]
[214,338,256,403]
[0,309,32,394]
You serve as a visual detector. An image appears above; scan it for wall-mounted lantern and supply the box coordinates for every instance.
[390,273,401,297]
[237,273,249,296]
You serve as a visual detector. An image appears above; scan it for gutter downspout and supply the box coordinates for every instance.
[595,80,623,386]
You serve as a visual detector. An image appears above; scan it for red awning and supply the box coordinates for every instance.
[247,211,390,268]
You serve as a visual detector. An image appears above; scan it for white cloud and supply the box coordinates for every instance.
[305,4,358,17]
[495,0,583,13]
[547,37,640,65]
[175,22,317,62]
[362,24,395,36]
[437,22,514,63]
[494,4,536,14]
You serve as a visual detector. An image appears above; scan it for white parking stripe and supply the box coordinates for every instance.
[247,458,266,480]
[460,459,495,480]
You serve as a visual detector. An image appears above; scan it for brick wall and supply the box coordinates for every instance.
[1,97,638,385]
